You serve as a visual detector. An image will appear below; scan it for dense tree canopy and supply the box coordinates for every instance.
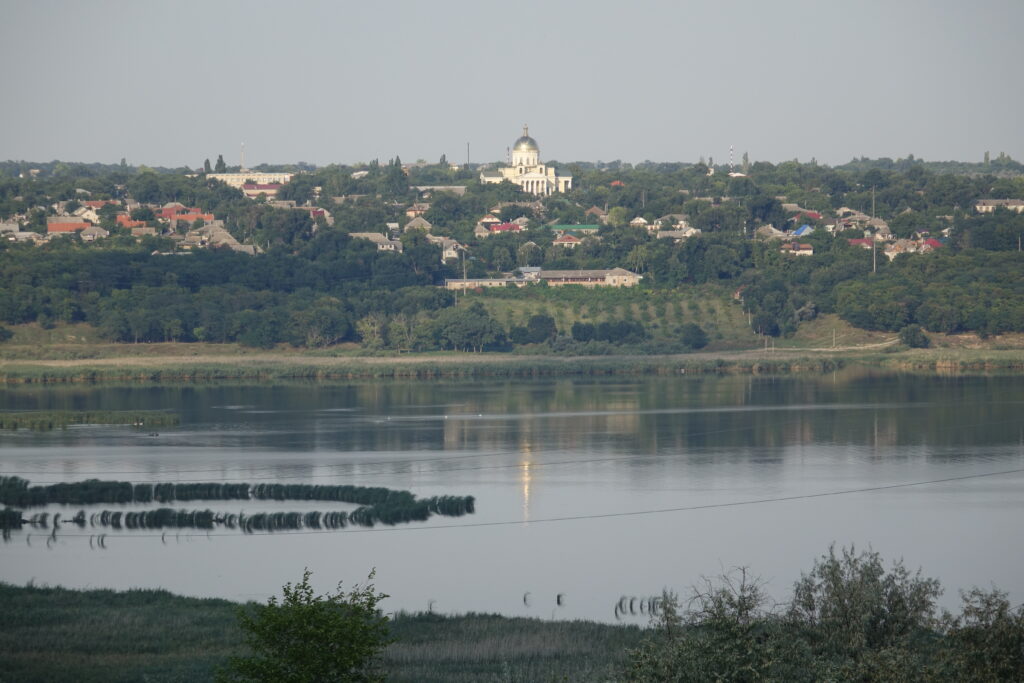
[2,154,1024,348]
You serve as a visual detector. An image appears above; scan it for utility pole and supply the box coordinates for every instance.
[872,238,877,274]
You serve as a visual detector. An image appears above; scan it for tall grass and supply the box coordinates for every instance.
[0,355,852,385]
[0,583,644,683]
[0,410,179,431]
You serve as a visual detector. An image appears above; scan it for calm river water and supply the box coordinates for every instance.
[2,370,1023,623]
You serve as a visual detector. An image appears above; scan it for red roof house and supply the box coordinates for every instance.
[490,222,524,233]
[47,221,90,233]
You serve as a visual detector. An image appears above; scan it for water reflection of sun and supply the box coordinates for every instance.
[521,461,532,521]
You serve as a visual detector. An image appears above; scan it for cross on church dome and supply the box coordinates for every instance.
[513,124,539,152]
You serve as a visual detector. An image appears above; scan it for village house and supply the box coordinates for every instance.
[549,224,600,238]
[473,215,501,239]
[425,234,463,261]
[792,225,815,238]
[181,221,256,255]
[754,225,787,241]
[169,212,215,232]
[116,214,147,229]
[780,242,814,256]
[489,222,525,235]
[349,232,403,253]
[653,214,690,231]
[242,183,282,199]
[552,233,582,248]
[656,227,702,243]
[80,225,109,242]
[5,230,45,244]
[489,200,545,216]
[46,217,90,233]
[404,216,432,233]
[585,206,608,223]
[405,203,431,218]
[444,276,513,291]
[975,199,1024,214]
[413,185,468,197]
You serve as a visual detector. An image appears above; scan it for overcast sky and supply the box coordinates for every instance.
[2,0,1021,168]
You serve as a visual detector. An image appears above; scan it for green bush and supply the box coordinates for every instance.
[899,324,931,348]
[680,322,708,349]
[220,569,391,682]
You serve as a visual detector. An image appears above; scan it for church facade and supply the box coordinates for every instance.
[479,126,572,196]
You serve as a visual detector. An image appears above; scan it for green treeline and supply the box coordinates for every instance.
[3,157,1024,348]
[835,250,1024,335]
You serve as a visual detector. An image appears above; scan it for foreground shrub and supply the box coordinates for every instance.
[899,324,931,348]
[219,569,391,682]
[622,545,1024,682]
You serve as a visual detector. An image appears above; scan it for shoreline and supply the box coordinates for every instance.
[2,347,1024,383]
[0,581,642,682]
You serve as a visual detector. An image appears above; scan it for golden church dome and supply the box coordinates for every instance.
[513,124,539,152]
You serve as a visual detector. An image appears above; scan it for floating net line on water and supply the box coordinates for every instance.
[0,475,475,534]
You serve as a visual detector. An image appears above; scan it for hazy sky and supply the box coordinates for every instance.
[2,0,1022,168]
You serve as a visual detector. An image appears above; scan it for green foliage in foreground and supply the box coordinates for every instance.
[219,569,391,682]
[0,582,641,682]
[3,546,1023,681]
[622,545,1024,682]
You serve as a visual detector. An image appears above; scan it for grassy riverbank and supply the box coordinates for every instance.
[2,320,1024,383]
[0,353,847,384]
[3,349,1024,384]
[0,583,643,682]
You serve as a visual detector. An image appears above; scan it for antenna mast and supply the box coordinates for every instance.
[240,142,246,172]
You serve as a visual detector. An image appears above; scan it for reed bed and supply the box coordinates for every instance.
[0,583,643,683]
[0,410,179,431]
[0,355,851,385]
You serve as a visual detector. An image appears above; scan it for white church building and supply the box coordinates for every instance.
[479,125,572,196]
